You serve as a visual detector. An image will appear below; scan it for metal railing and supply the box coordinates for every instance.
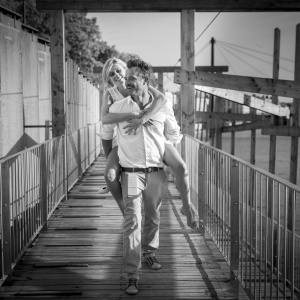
[185,135,300,300]
[0,122,101,284]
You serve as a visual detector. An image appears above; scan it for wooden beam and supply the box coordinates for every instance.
[194,86,290,117]
[36,0,300,12]
[221,119,271,132]
[93,65,228,74]
[289,23,300,187]
[262,126,300,137]
[196,112,267,121]
[49,10,66,137]
[180,9,195,139]
[157,72,164,93]
[269,28,280,175]
[174,70,300,99]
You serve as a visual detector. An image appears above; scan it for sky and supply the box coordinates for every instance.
[88,12,299,99]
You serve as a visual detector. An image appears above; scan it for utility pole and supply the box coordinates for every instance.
[211,37,215,66]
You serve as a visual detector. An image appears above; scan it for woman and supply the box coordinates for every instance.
[100,57,197,229]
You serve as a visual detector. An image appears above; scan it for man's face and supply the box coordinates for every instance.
[125,67,146,98]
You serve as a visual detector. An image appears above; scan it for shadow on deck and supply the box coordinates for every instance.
[0,155,249,299]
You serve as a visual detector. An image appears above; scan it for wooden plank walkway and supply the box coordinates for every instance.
[0,155,249,299]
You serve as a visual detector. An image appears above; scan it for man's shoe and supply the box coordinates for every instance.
[143,254,161,270]
[125,278,138,295]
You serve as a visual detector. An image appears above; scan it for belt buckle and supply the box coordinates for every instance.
[146,167,152,173]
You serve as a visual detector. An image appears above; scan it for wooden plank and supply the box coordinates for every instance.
[0,154,249,300]
[174,69,300,100]
[36,0,300,12]
[197,86,290,117]
[221,119,271,132]
[196,111,266,121]
[262,125,300,136]
[93,65,229,74]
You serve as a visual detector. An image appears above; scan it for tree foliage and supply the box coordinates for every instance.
[0,0,157,86]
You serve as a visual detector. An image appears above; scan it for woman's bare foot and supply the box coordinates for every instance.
[180,206,198,229]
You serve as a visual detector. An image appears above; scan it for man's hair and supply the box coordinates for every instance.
[127,59,151,85]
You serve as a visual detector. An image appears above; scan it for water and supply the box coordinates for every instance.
[221,131,300,187]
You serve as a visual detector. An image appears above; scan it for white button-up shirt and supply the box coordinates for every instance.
[109,96,167,168]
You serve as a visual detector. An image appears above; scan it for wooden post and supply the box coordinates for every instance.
[49,11,68,201]
[49,10,66,137]
[230,103,236,155]
[215,97,223,149]
[269,28,280,175]
[250,108,256,165]
[180,9,195,159]
[157,72,164,94]
[230,160,240,289]
[288,24,300,230]
[1,161,12,283]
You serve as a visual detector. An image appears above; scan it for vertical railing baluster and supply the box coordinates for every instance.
[40,144,48,230]
[291,191,295,300]
[230,160,240,289]
[283,187,287,299]
[1,161,12,284]
[198,145,205,234]
[276,183,280,300]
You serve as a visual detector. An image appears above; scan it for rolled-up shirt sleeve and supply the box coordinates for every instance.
[100,123,116,140]
[164,107,183,145]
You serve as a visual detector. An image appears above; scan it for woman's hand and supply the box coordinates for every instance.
[123,118,143,135]
[123,117,154,134]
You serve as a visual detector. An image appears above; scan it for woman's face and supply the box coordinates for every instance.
[108,64,126,87]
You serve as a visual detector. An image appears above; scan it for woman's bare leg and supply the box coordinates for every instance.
[101,139,113,193]
[105,146,124,215]
[163,144,197,229]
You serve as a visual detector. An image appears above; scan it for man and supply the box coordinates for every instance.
[108,59,170,295]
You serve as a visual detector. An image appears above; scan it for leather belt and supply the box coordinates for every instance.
[121,167,163,173]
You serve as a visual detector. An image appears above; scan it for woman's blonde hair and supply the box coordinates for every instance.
[102,57,127,87]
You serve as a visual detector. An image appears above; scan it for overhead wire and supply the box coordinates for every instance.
[219,41,273,66]
[218,43,269,77]
[218,40,293,74]
[215,44,238,74]
[218,39,294,63]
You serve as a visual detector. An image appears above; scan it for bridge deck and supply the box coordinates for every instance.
[0,155,249,299]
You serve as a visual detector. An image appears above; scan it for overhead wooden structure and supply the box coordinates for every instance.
[36,0,300,12]
[36,0,300,184]
[93,66,229,74]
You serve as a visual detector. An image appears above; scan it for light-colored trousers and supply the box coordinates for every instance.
[121,170,166,279]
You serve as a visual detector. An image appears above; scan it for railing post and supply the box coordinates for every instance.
[40,144,48,230]
[1,161,12,284]
[230,160,240,289]
[77,129,82,178]
[63,135,68,201]
[198,145,206,234]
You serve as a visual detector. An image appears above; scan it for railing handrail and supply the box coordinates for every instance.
[0,122,102,284]
[184,134,300,299]
[187,135,300,193]
[0,137,60,164]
